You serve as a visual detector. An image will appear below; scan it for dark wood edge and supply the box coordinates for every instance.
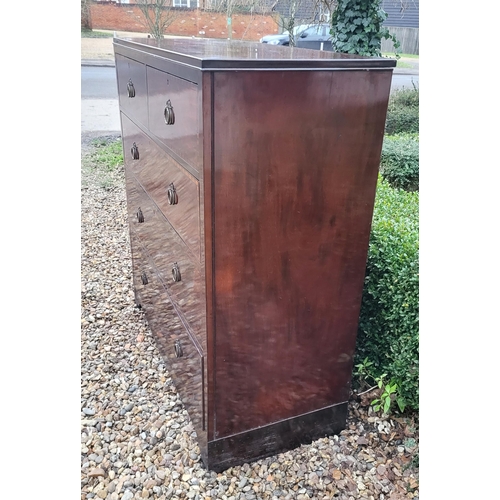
[204,401,348,472]
[201,71,215,442]
[113,41,203,85]
[198,60,396,70]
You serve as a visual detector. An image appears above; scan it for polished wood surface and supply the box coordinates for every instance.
[124,164,206,352]
[147,66,202,174]
[208,402,348,472]
[114,37,397,69]
[114,37,395,471]
[151,281,206,448]
[211,69,392,438]
[125,172,206,446]
[121,114,201,261]
[115,54,148,129]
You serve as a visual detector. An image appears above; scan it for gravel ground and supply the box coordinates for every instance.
[81,134,419,500]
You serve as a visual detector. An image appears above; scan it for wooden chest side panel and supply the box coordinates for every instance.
[212,69,392,438]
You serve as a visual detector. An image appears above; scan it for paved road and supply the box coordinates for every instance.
[81,66,419,133]
[82,66,118,99]
[81,66,120,133]
[391,74,419,92]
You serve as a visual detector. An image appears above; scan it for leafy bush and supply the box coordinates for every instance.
[385,85,419,135]
[356,176,419,411]
[380,133,419,191]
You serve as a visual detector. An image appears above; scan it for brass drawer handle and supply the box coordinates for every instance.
[164,99,175,125]
[131,142,139,160]
[172,262,181,282]
[167,183,178,205]
[127,79,135,98]
[141,271,148,285]
[174,340,183,358]
[137,207,144,223]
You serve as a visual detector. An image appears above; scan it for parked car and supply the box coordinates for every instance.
[295,24,333,51]
[260,24,327,46]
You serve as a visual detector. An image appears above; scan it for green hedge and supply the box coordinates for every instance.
[380,133,419,191]
[356,176,419,411]
[385,86,419,135]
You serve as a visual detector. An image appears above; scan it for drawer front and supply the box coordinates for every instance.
[151,284,205,433]
[122,113,201,262]
[125,170,206,351]
[129,229,206,436]
[116,55,148,128]
[130,230,163,327]
[147,66,202,174]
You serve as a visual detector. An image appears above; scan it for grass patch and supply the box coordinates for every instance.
[89,137,124,171]
[82,136,124,190]
[81,29,114,38]
[383,52,419,59]
[396,60,412,69]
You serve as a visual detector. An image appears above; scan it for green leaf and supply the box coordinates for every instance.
[396,397,406,413]
[383,397,391,414]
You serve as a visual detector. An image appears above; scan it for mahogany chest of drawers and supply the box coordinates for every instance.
[113,37,395,472]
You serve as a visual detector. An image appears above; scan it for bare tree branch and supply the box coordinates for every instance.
[136,0,181,40]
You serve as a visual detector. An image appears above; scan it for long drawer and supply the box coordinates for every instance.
[125,168,206,351]
[151,281,206,435]
[130,228,206,436]
[116,54,148,128]
[122,112,201,262]
[147,66,202,175]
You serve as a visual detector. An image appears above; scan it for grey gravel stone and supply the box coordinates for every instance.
[122,490,134,500]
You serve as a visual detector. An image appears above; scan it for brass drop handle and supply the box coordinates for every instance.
[137,207,144,223]
[127,79,135,98]
[141,271,148,285]
[164,99,175,125]
[167,183,178,205]
[174,340,183,358]
[172,262,181,282]
[131,142,139,160]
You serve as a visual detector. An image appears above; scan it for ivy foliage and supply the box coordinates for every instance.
[330,0,400,56]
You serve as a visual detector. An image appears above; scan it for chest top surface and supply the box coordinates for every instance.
[113,37,397,71]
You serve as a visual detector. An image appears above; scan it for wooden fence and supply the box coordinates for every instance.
[381,27,419,55]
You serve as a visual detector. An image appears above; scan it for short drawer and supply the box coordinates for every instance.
[147,66,202,174]
[122,113,201,262]
[116,55,148,128]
